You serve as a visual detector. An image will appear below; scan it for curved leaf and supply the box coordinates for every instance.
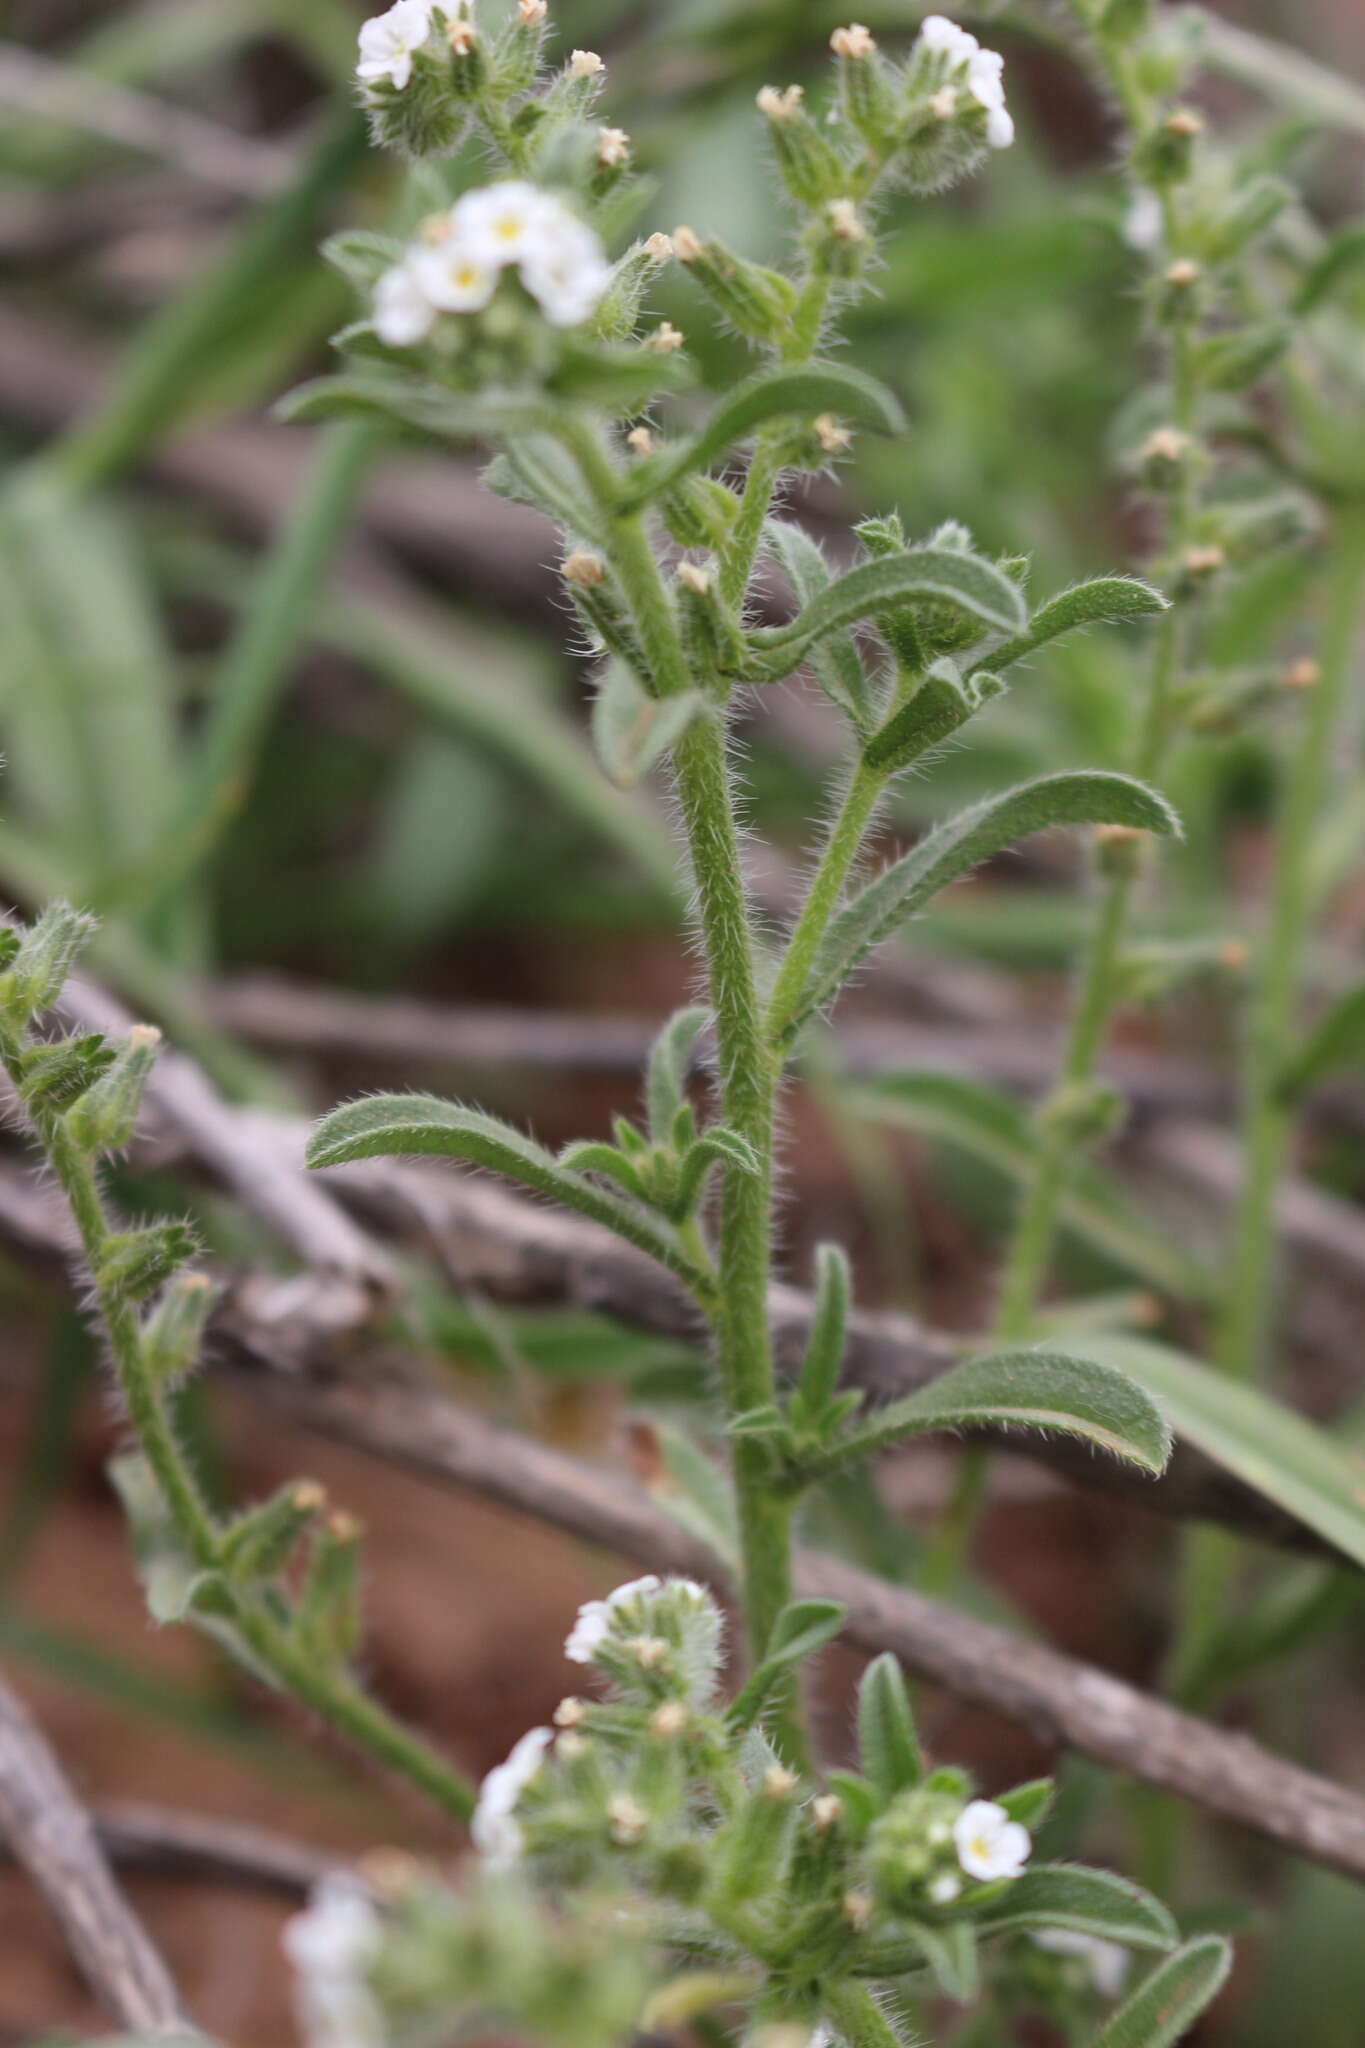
[864,661,1008,775]
[1277,980,1365,1100]
[620,362,904,508]
[592,662,706,789]
[765,521,876,732]
[307,1094,705,1288]
[1091,1937,1232,2048]
[748,548,1027,684]
[974,1864,1177,1952]
[792,772,1181,1030]
[800,1349,1171,1485]
[1068,1334,1365,1568]
[971,577,1168,677]
[278,373,555,443]
[646,1005,710,1143]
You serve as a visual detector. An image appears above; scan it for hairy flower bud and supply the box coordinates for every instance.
[671,228,797,341]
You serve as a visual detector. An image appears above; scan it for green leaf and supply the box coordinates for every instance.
[1195,320,1291,393]
[277,372,556,442]
[654,1425,739,1571]
[857,1652,922,1798]
[906,1919,980,2003]
[792,773,1181,1031]
[808,1349,1171,1484]
[864,660,1008,775]
[674,1127,761,1215]
[998,1778,1055,1832]
[797,1243,852,1413]
[320,228,406,290]
[765,521,876,732]
[556,1141,654,1204]
[842,1071,1213,1302]
[1277,981,1365,1100]
[306,1095,705,1289]
[726,1599,846,1730]
[1295,222,1365,313]
[747,548,1028,684]
[970,577,1168,678]
[974,1864,1177,1951]
[619,361,904,509]
[592,661,707,789]
[1090,1937,1232,2048]
[1067,1335,1365,1568]
[645,1006,710,1144]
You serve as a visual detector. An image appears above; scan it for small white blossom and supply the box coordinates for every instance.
[565,1573,663,1662]
[929,1871,962,1905]
[373,259,436,346]
[284,1878,384,2048]
[920,14,978,61]
[1034,1928,1131,1998]
[453,180,561,268]
[356,0,433,93]
[918,15,1013,149]
[410,233,498,313]
[471,1725,552,1865]
[1124,186,1165,251]
[521,214,612,325]
[953,1799,1031,1881]
[569,48,604,79]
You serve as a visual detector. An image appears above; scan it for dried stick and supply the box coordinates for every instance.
[0,1670,194,2035]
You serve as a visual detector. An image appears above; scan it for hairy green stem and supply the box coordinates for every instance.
[768,761,885,1043]
[0,1016,474,1823]
[822,1980,907,2048]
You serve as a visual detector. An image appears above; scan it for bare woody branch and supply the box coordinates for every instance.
[0,1670,194,2035]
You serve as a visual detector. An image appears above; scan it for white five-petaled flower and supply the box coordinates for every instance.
[411,232,499,313]
[918,15,1014,149]
[356,0,433,93]
[953,1799,1031,1882]
[373,257,437,346]
[1034,1928,1131,1998]
[564,1573,662,1662]
[283,1877,384,2048]
[471,1725,553,1866]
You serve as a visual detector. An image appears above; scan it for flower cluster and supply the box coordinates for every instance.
[918,15,1014,151]
[373,181,611,345]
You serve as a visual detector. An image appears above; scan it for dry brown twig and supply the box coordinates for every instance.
[0,1670,194,2035]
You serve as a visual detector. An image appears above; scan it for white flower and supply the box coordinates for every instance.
[565,1573,663,1662]
[356,0,433,92]
[1124,186,1165,251]
[920,15,979,62]
[1034,1928,1131,1998]
[284,1878,384,2048]
[928,1871,962,1905]
[373,258,436,345]
[953,1799,1031,1881]
[411,231,499,312]
[471,1725,553,1865]
[451,180,561,269]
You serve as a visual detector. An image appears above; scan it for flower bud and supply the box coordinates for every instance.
[660,473,740,551]
[832,27,899,150]
[140,1271,218,1389]
[606,1792,647,1845]
[672,227,797,342]
[67,1024,161,1151]
[645,320,685,353]
[494,0,548,92]
[1138,105,1203,186]
[295,1510,365,1668]
[1136,424,1195,489]
[0,902,97,1024]
[96,1221,199,1303]
[220,1474,325,1582]
[361,42,469,159]
[15,1033,114,1113]
[758,86,850,209]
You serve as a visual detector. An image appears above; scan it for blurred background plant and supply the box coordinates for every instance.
[0,2,1362,2043]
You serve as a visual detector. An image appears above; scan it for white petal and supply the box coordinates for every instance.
[373,262,435,345]
[986,105,1015,149]
[411,238,498,311]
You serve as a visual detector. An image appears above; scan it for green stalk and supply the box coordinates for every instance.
[822,1980,908,2048]
[767,761,885,1043]
[0,1015,474,1824]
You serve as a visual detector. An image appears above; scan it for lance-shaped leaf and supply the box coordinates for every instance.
[790,772,1181,1031]
[278,373,557,443]
[791,1349,1171,1489]
[857,1653,922,1798]
[863,660,1008,776]
[307,1094,706,1288]
[797,1242,852,1413]
[1277,980,1365,1100]
[969,577,1168,678]
[674,1126,761,1216]
[973,1865,1177,1951]
[617,361,904,509]
[592,662,707,789]
[726,1599,846,1730]
[746,548,1027,685]
[646,1005,710,1143]
[765,521,876,732]
[1091,1937,1232,2048]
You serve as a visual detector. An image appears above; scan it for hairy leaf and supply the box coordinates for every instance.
[747,548,1027,684]
[974,1864,1177,1951]
[645,1006,710,1144]
[727,1599,846,1730]
[765,521,876,731]
[619,361,904,508]
[1091,1937,1232,2048]
[797,1243,853,1413]
[792,773,1181,1030]
[593,663,707,789]
[864,660,1008,775]
[307,1095,705,1287]
[278,373,556,442]
[857,1653,922,1798]
[804,1349,1171,1483]
[969,577,1168,677]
